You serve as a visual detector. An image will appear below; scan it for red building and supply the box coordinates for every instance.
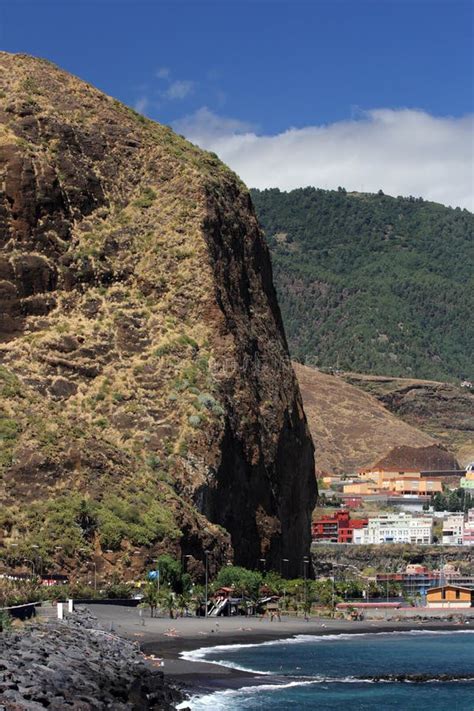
[312,511,368,543]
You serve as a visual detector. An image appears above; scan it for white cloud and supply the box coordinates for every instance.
[164,80,195,101]
[156,67,170,80]
[173,107,474,210]
[134,97,149,114]
[173,107,255,139]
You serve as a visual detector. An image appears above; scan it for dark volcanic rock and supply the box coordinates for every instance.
[0,611,184,710]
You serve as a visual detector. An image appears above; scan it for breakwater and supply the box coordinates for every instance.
[0,607,184,709]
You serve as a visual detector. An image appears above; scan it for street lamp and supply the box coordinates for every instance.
[151,558,161,595]
[260,558,266,576]
[303,556,309,620]
[91,560,97,592]
[79,548,97,592]
[281,558,289,577]
[204,550,210,618]
[31,545,42,578]
[23,558,35,578]
[332,562,371,607]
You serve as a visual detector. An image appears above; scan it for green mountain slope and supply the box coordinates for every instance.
[251,187,473,381]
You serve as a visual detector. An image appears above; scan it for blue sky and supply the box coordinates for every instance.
[1,1,473,207]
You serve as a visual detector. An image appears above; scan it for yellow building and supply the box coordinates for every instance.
[426,585,473,609]
[345,473,442,496]
[358,468,422,487]
[392,478,442,495]
[343,481,379,495]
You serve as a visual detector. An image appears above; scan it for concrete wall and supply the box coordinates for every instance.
[361,606,474,620]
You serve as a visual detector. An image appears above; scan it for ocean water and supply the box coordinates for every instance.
[179,631,474,710]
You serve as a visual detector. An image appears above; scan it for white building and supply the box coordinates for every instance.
[442,514,465,545]
[353,513,433,545]
[462,510,474,545]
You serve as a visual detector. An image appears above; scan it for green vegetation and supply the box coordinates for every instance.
[11,492,180,558]
[133,187,157,209]
[0,367,22,398]
[148,554,192,594]
[214,565,263,598]
[252,187,473,381]
[431,487,473,512]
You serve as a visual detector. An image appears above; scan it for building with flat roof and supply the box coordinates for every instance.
[463,510,474,545]
[353,512,433,545]
[442,514,465,545]
[312,510,368,543]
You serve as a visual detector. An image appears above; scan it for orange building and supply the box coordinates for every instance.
[346,471,442,496]
[426,585,473,609]
[357,468,421,487]
[343,481,379,495]
[392,478,442,495]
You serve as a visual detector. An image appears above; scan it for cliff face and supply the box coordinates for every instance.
[0,53,315,578]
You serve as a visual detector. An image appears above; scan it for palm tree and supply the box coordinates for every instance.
[142,582,159,618]
[177,592,191,617]
[160,590,177,619]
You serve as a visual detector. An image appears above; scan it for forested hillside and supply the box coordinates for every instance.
[251,187,473,381]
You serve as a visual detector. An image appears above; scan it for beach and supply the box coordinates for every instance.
[86,604,472,696]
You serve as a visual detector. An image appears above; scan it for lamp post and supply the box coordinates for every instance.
[91,560,97,593]
[281,558,289,606]
[303,556,309,619]
[8,543,18,574]
[23,558,35,578]
[204,550,210,618]
[79,548,97,592]
[31,545,42,578]
[333,562,371,608]
[151,558,161,596]
[260,558,266,576]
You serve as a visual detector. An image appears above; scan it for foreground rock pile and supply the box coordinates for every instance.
[0,610,184,710]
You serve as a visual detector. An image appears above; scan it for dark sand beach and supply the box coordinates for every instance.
[86,604,472,696]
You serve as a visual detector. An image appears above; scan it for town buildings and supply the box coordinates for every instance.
[352,512,433,545]
[344,469,443,497]
[313,508,474,546]
[460,469,474,490]
[376,564,474,597]
[312,511,368,543]
[441,510,474,545]
[341,445,462,507]
[442,514,465,545]
[463,510,474,545]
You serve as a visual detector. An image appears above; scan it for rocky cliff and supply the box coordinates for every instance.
[0,53,316,579]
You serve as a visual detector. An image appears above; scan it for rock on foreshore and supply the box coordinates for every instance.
[0,609,185,710]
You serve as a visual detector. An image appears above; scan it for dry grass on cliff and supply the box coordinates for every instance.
[294,362,436,475]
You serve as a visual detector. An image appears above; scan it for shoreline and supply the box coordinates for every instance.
[85,604,474,697]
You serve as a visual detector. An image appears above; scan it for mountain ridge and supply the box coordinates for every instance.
[252,186,473,382]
